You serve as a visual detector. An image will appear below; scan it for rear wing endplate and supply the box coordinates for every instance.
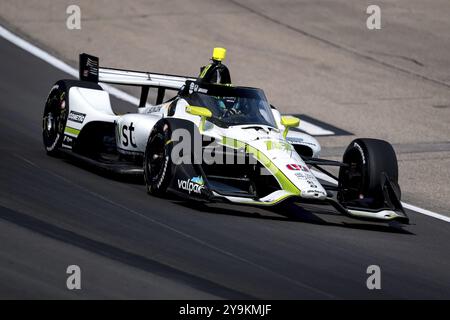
[79,53,196,106]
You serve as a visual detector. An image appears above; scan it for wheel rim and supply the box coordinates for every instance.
[43,91,65,150]
[146,133,167,184]
[341,148,365,200]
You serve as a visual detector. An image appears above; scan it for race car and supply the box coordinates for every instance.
[42,48,409,224]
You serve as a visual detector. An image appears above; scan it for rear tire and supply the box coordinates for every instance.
[143,120,173,196]
[42,80,102,156]
[42,82,69,156]
[338,138,400,204]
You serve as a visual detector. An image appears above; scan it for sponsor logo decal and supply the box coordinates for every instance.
[295,172,305,179]
[287,137,304,144]
[188,82,208,94]
[295,172,315,180]
[121,122,137,148]
[266,140,293,151]
[287,137,317,147]
[306,179,318,188]
[79,54,99,82]
[63,135,74,147]
[307,189,326,197]
[147,105,162,113]
[286,164,309,172]
[177,176,205,194]
[189,82,197,94]
[68,111,86,124]
[354,142,366,164]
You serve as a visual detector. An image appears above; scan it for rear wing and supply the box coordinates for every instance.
[79,53,196,106]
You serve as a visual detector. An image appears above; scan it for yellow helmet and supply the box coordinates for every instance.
[212,47,226,62]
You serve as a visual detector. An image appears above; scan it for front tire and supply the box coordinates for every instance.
[143,120,173,196]
[338,138,400,205]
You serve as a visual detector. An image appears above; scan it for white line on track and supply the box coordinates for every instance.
[401,203,450,223]
[297,121,334,136]
[0,24,144,107]
[1,24,448,224]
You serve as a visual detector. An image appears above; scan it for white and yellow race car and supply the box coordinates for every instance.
[42,48,409,224]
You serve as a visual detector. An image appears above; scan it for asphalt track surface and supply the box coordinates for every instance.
[1,37,450,299]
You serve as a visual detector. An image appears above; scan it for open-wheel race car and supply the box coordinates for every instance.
[42,48,409,224]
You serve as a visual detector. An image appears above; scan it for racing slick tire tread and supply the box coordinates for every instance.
[144,120,173,197]
[338,138,400,203]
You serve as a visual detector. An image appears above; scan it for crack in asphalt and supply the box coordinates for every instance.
[367,50,425,67]
[228,0,450,90]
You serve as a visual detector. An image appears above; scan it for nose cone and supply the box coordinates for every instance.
[280,163,327,200]
[300,188,327,200]
[244,137,327,200]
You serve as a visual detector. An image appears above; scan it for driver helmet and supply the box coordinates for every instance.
[198,48,232,85]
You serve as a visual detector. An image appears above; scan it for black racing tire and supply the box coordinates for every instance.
[42,80,102,156]
[42,81,69,156]
[144,120,173,196]
[338,138,400,203]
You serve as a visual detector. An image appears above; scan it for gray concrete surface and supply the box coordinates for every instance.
[1,0,448,214]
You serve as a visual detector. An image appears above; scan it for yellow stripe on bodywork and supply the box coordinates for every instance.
[220,191,295,206]
[221,137,301,198]
[64,127,80,136]
[199,64,211,78]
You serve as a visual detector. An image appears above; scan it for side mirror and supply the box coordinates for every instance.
[186,106,212,131]
[281,116,300,138]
